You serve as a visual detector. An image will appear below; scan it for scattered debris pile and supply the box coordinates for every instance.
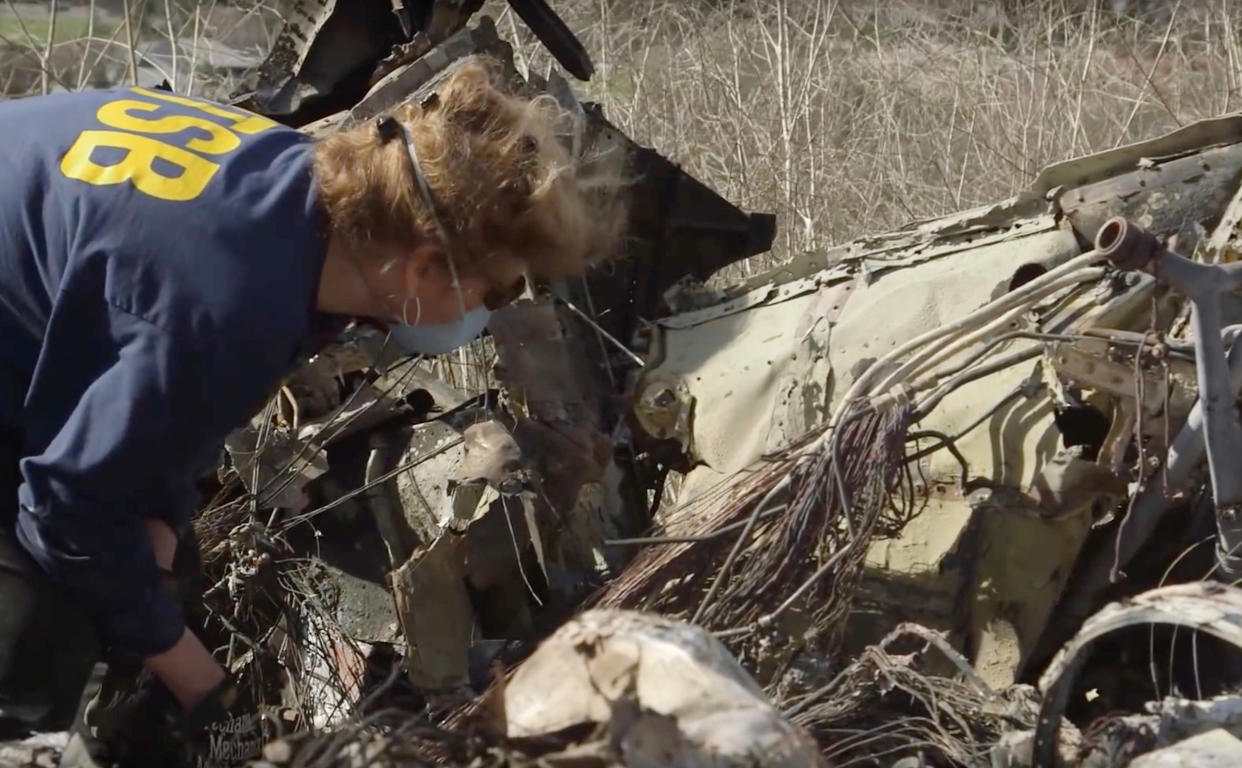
[239,610,823,768]
[15,3,1242,767]
[787,623,1040,766]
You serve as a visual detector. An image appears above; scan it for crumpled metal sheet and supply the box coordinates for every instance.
[1022,114,1242,206]
[349,16,509,124]
[725,211,1064,298]
[388,411,598,689]
[452,420,524,491]
[391,531,477,689]
[242,0,404,122]
[391,463,538,690]
[497,609,824,768]
[639,282,838,475]
[396,420,469,540]
[1035,583,1242,767]
[224,426,329,513]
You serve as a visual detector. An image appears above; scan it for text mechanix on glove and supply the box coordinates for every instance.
[196,710,263,768]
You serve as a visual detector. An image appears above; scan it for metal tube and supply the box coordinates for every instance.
[1115,325,1242,569]
[1144,237,1242,573]
[1037,326,1242,668]
[1154,245,1237,302]
[1163,326,1242,477]
[1218,260,1242,289]
[1188,297,1242,506]
[1095,217,1242,577]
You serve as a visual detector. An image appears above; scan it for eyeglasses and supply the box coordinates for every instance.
[376,113,472,308]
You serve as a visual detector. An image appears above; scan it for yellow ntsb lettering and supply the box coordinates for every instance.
[59,90,280,202]
[97,100,241,155]
[59,130,220,202]
[130,88,278,136]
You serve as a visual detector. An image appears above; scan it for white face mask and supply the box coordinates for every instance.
[348,255,491,355]
[389,304,492,355]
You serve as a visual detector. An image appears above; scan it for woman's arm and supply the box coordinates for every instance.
[144,519,225,711]
[16,305,237,676]
[144,626,226,711]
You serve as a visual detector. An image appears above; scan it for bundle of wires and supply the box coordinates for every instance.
[597,249,1109,662]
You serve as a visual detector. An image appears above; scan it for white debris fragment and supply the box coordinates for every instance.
[0,731,65,768]
[502,609,823,768]
[1130,729,1242,767]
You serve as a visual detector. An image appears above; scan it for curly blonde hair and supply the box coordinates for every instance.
[312,56,628,285]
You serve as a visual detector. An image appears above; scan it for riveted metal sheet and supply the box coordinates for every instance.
[656,273,834,331]
[645,218,1095,686]
[1025,114,1242,203]
[643,289,828,475]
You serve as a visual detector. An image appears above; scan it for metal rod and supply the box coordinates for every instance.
[1096,217,1242,577]
[1189,298,1242,506]
[279,437,463,530]
[556,296,647,366]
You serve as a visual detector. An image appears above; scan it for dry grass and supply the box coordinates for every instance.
[0,0,280,97]
[7,0,1237,271]
[492,0,1242,272]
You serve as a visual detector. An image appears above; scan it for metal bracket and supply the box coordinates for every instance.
[1096,217,1242,576]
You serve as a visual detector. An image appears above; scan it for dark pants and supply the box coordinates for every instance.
[0,426,100,737]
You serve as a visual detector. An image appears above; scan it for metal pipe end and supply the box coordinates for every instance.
[1095,217,1159,271]
[1217,539,1242,582]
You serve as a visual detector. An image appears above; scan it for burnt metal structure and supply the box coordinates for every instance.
[208,6,1242,763]
[236,0,594,125]
[1096,217,1242,578]
[234,0,774,382]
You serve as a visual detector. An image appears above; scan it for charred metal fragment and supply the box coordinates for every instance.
[1035,583,1242,767]
[237,1,595,126]
[236,0,412,125]
[574,139,777,352]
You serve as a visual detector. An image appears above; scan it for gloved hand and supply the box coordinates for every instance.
[75,670,184,768]
[182,676,265,768]
[78,584,203,762]
[80,672,263,768]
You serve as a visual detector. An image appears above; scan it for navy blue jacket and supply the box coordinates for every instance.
[0,87,328,660]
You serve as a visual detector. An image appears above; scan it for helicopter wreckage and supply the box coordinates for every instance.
[11,2,1242,767]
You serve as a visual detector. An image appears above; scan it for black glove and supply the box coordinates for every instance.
[77,572,200,761]
[82,673,263,768]
[183,676,265,768]
[81,671,187,768]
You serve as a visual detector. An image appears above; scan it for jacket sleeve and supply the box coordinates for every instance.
[14,303,220,661]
